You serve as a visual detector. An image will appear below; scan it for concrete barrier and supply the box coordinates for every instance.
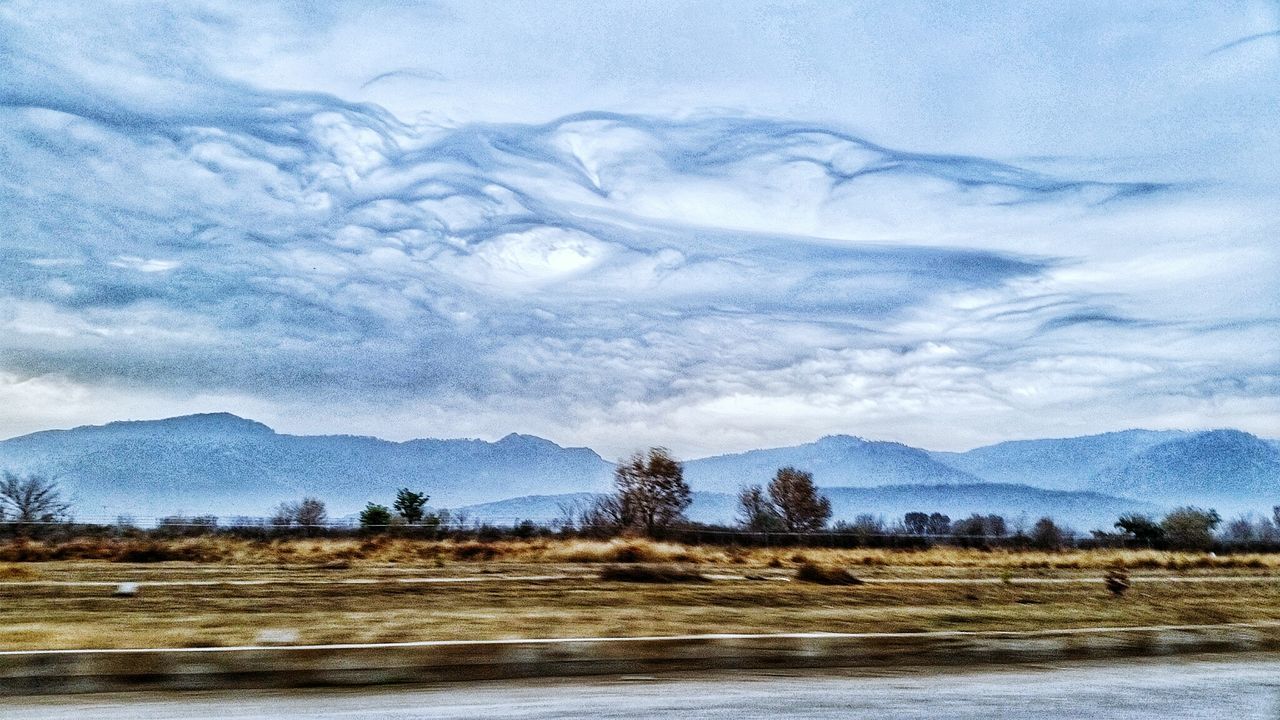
[3,623,1279,696]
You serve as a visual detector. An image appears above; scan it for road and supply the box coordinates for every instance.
[6,654,1279,719]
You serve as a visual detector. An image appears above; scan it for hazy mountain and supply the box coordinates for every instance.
[0,414,1273,523]
[459,485,1155,531]
[1088,430,1280,512]
[931,428,1278,511]
[683,435,983,492]
[929,430,1187,490]
[0,414,613,518]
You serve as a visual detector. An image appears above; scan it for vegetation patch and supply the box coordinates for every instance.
[599,564,709,583]
[452,542,498,561]
[0,563,37,580]
[795,562,864,586]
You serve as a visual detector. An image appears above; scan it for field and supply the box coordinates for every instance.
[2,537,1279,651]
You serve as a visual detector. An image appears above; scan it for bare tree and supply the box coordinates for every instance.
[737,484,784,532]
[612,447,692,535]
[271,497,328,527]
[296,497,328,527]
[0,473,71,525]
[767,467,831,532]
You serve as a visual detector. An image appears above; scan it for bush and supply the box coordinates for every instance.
[598,564,708,583]
[452,542,498,561]
[606,542,660,563]
[1104,568,1131,597]
[114,541,209,563]
[795,562,863,586]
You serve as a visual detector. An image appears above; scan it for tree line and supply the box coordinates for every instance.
[3,455,1278,552]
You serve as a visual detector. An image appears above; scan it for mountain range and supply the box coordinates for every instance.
[0,414,1275,528]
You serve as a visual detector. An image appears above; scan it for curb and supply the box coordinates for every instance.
[4,623,1280,696]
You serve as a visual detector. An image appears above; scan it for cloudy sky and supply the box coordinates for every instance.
[1,1,1277,456]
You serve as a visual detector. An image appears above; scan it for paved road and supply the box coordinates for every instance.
[7,654,1279,719]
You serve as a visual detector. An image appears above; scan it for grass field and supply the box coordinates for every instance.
[2,538,1278,651]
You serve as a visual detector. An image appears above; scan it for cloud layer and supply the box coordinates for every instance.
[0,1,1277,455]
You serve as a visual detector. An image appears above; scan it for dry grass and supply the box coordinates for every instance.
[2,537,1278,651]
[2,564,1277,651]
[598,564,709,583]
[0,563,38,580]
[5,536,1279,571]
[795,562,863,586]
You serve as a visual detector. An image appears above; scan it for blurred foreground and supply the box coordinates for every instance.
[7,654,1279,719]
[2,538,1279,651]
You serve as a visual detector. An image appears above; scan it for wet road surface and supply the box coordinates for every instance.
[7,653,1280,719]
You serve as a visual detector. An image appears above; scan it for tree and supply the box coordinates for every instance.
[953,514,1007,539]
[296,497,328,527]
[903,512,930,536]
[848,513,883,540]
[1115,513,1164,548]
[0,473,70,525]
[767,467,832,533]
[613,447,692,535]
[1030,517,1065,550]
[271,497,328,527]
[1160,507,1221,551]
[737,485,784,532]
[926,512,951,536]
[359,503,393,530]
[580,494,626,534]
[394,489,429,524]
[1222,516,1256,545]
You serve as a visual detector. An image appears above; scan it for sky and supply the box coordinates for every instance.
[1,0,1278,456]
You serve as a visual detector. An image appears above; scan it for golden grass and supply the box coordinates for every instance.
[0,563,38,580]
[3,536,1278,572]
[2,563,1278,651]
[1,536,1278,651]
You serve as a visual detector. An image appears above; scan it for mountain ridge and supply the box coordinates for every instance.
[0,414,1274,519]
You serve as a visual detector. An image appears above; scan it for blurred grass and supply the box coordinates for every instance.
[1,538,1278,651]
[4,536,1279,570]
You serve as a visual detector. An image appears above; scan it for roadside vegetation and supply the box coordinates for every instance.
[3,450,1279,651]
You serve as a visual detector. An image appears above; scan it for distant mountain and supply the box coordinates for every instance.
[931,428,1278,510]
[683,435,982,492]
[0,414,613,518]
[459,485,1155,531]
[1,414,1273,522]
[930,430,1186,490]
[1088,430,1280,511]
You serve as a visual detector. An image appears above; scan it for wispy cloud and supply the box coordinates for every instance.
[0,1,1276,453]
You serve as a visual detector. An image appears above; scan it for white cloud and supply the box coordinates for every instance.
[0,1,1277,454]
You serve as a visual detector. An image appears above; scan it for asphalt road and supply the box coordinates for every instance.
[7,654,1280,720]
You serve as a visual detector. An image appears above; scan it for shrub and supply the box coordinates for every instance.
[1104,568,1131,597]
[606,542,659,563]
[452,542,498,561]
[795,562,864,585]
[114,541,208,563]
